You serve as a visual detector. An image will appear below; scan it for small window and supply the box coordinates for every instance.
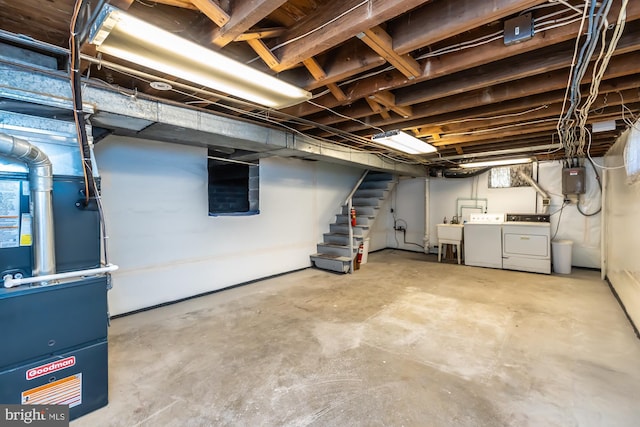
[208,150,259,216]
[488,164,533,188]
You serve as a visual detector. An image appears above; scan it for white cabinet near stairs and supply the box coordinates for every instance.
[310,171,397,273]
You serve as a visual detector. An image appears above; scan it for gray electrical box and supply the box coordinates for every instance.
[562,167,586,194]
[504,13,534,45]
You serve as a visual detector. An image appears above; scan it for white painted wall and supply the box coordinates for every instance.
[95,136,361,315]
[434,161,601,268]
[604,127,640,327]
[374,161,602,267]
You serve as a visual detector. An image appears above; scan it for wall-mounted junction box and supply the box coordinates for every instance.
[562,167,586,195]
[504,13,534,45]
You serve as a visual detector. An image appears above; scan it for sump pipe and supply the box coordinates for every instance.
[0,133,56,277]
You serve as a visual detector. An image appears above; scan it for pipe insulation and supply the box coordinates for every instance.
[0,133,56,277]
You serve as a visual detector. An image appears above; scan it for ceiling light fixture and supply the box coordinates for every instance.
[371,130,437,154]
[89,6,311,109]
[459,157,533,168]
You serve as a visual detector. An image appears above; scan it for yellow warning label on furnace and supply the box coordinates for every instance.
[22,373,82,408]
[19,213,32,246]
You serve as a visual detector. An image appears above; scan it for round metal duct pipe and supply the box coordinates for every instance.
[0,133,56,277]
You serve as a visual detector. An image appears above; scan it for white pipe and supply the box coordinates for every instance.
[3,265,119,288]
[518,170,552,214]
[423,177,431,253]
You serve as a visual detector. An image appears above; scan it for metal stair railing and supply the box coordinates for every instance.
[345,169,369,273]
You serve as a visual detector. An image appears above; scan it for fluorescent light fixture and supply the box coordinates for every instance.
[89,6,311,109]
[371,130,437,154]
[459,157,533,168]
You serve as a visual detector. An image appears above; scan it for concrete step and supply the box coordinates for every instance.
[317,243,356,258]
[364,172,394,181]
[353,197,383,207]
[323,232,362,246]
[358,180,394,190]
[354,188,389,199]
[335,214,373,226]
[341,205,378,216]
[330,223,367,236]
[310,253,351,274]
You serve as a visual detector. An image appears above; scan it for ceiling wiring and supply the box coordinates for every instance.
[307,100,385,133]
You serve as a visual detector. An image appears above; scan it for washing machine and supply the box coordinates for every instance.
[502,213,551,274]
[464,213,504,269]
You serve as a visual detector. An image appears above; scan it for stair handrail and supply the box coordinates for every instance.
[344,169,370,206]
[346,169,369,273]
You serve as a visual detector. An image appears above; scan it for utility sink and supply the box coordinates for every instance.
[437,223,464,240]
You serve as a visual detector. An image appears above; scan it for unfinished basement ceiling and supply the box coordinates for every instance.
[0,0,638,166]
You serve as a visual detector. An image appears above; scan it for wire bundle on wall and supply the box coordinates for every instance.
[70,0,111,267]
[557,0,629,160]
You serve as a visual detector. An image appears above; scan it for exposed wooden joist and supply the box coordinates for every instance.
[306,75,639,139]
[308,49,640,137]
[391,0,548,55]
[357,26,421,79]
[246,39,281,69]
[210,0,288,47]
[272,0,432,72]
[234,27,286,42]
[190,0,230,27]
[327,83,347,101]
[396,27,640,107]
[433,108,630,148]
[366,98,391,120]
[302,57,327,80]
[280,2,640,118]
[147,0,198,10]
[370,91,412,118]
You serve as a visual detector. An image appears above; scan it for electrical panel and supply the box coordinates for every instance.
[562,167,586,194]
[504,13,534,45]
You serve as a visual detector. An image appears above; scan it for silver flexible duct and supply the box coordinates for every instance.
[0,133,56,277]
[518,170,551,214]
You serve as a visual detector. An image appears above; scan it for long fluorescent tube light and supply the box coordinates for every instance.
[371,130,437,154]
[89,6,311,109]
[459,157,533,168]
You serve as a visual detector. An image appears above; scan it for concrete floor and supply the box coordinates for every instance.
[73,250,640,427]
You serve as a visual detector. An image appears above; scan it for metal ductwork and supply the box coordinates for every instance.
[518,170,551,214]
[0,133,55,277]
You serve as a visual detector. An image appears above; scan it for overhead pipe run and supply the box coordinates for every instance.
[0,133,56,278]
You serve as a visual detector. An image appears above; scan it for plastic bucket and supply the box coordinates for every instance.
[552,240,573,274]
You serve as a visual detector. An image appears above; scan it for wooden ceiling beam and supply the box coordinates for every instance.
[210,0,288,47]
[327,83,348,102]
[357,26,421,79]
[391,0,547,55]
[246,38,281,69]
[314,52,640,135]
[272,0,432,72]
[370,91,412,118]
[234,27,286,42]
[302,57,327,80]
[396,26,640,106]
[146,0,198,10]
[280,2,640,118]
[190,0,230,27]
[366,98,391,120]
